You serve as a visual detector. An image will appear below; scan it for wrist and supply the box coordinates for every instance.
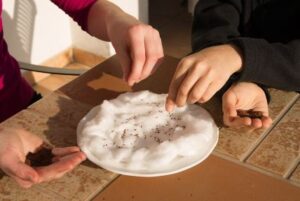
[227,44,243,73]
[88,0,124,41]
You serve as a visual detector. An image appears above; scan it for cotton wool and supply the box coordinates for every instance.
[77,91,218,176]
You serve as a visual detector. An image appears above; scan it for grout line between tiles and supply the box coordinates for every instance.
[212,151,300,188]
[89,174,121,201]
[288,180,300,188]
[285,157,300,179]
[241,94,300,162]
[35,185,67,201]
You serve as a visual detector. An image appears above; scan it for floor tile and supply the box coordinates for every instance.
[39,161,117,201]
[247,98,300,176]
[290,164,300,185]
[28,92,92,129]
[0,173,64,201]
[0,109,77,147]
[215,89,299,161]
[0,109,117,200]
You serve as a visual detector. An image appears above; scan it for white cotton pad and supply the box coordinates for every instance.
[77,90,219,176]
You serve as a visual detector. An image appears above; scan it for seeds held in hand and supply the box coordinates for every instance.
[25,143,54,167]
[237,109,263,119]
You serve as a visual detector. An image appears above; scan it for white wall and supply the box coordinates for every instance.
[2,0,149,63]
[2,0,72,64]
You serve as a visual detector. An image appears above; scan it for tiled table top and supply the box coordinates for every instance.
[0,55,299,200]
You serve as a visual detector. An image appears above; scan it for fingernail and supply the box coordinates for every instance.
[166,104,174,112]
[27,174,37,183]
[128,80,134,86]
[81,152,87,160]
[188,98,197,104]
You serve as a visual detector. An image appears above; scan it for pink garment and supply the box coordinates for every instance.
[0,0,96,122]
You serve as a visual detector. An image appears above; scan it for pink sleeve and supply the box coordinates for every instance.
[51,0,97,31]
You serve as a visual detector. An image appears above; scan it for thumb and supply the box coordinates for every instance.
[3,156,39,183]
[115,47,131,82]
[222,90,238,117]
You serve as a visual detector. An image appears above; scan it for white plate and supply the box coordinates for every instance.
[77,91,219,177]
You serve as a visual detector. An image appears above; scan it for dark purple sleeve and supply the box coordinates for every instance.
[51,0,97,31]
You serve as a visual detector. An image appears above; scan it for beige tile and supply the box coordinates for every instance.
[0,110,117,200]
[0,174,64,201]
[290,164,300,185]
[39,161,117,201]
[0,109,77,147]
[247,98,300,177]
[1,162,116,201]
[28,92,92,128]
[215,89,299,161]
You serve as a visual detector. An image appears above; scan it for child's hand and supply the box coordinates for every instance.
[89,1,164,86]
[0,128,86,188]
[222,82,272,128]
[166,44,242,112]
[107,12,164,86]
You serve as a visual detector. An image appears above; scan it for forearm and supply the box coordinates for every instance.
[87,0,125,41]
[51,0,97,31]
[231,38,300,91]
[192,0,242,52]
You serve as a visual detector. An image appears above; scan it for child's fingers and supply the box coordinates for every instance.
[140,29,163,81]
[115,47,131,82]
[2,157,39,183]
[251,118,263,128]
[36,152,85,183]
[223,114,235,126]
[176,65,206,106]
[167,61,192,110]
[222,90,238,117]
[199,80,223,103]
[262,116,273,128]
[52,147,81,157]
[165,96,176,112]
[232,117,252,127]
[11,175,34,189]
[188,75,211,104]
[223,114,251,127]
[128,29,146,86]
